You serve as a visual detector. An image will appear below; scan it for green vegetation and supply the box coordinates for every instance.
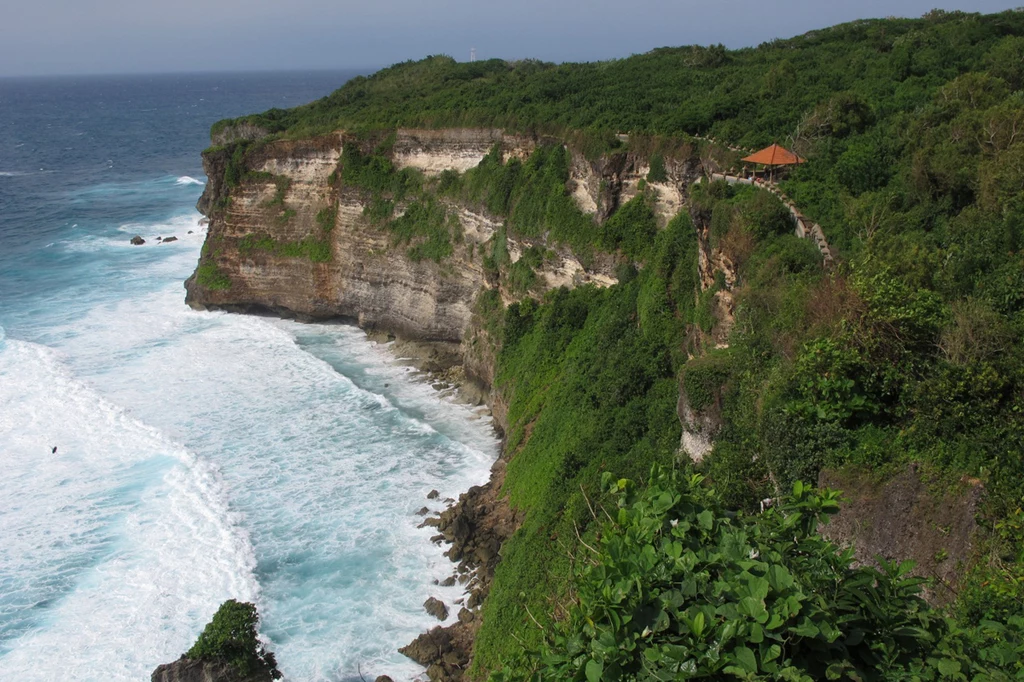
[239,234,331,262]
[195,261,232,291]
[455,145,598,257]
[315,204,337,232]
[247,171,291,209]
[599,194,658,260]
[211,11,1023,152]
[340,139,421,199]
[388,198,456,263]
[202,8,1024,681]
[338,143,458,263]
[339,140,632,266]
[522,469,1024,682]
[186,600,281,680]
[472,215,698,675]
[647,153,668,183]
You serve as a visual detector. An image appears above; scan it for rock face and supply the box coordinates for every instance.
[188,133,495,341]
[676,383,723,464]
[424,596,449,621]
[131,235,145,245]
[676,359,727,464]
[399,626,473,682]
[151,656,270,682]
[185,128,699,352]
[818,464,982,605]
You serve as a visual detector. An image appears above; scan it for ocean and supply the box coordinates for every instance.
[0,72,498,681]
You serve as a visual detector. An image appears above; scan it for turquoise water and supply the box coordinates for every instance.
[0,74,497,681]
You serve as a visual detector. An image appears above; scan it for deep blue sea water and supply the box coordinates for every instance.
[0,73,497,681]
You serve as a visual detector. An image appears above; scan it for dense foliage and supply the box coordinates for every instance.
[186,600,281,679]
[215,11,1024,152]
[518,469,1024,682]
[472,213,699,675]
[203,8,1024,681]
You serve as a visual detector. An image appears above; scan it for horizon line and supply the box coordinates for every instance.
[0,66,383,81]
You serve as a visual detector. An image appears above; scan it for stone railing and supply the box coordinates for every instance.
[704,172,834,264]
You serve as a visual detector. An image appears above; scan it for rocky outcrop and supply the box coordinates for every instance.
[399,457,522,681]
[424,596,450,621]
[151,656,271,682]
[186,131,622,348]
[391,128,534,175]
[818,464,982,605]
[568,148,700,226]
[186,129,705,350]
[211,122,271,147]
[399,625,473,682]
[677,371,725,464]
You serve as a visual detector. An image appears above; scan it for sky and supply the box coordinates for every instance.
[1,0,1021,77]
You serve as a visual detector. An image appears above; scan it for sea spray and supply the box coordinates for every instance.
[0,71,489,682]
[0,339,260,678]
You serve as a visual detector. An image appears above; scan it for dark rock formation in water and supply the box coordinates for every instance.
[424,596,449,621]
[151,656,273,682]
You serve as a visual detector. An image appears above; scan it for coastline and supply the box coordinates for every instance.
[360,327,515,682]
[363,329,516,682]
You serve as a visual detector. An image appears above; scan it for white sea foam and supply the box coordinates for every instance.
[0,211,499,681]
[61,214,206,253]
[0,340,259,680]
[175,176,204,186]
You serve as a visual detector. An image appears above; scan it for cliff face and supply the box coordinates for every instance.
[186,128,693,372]
[185,128,703,680]
[189,133,487,343]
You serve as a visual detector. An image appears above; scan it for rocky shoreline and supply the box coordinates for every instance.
[370,333,520,682]
[400,457,521,682]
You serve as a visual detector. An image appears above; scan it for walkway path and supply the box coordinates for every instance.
[690,135,833,263]
[702,171,834,265]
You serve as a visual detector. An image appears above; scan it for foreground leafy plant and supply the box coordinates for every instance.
[512,469,1023,682]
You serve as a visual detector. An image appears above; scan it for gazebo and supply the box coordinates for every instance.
[741,144,805,182]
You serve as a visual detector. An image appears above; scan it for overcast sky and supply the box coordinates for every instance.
[1,1,1021,77]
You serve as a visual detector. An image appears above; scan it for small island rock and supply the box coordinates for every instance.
[130,235,145,245]
[151,655,272,682]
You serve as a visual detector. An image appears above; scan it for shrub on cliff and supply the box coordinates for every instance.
[517,468,1024,682]
[186,600,282,680]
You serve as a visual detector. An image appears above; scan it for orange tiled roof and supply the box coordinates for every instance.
[741,144,805,166]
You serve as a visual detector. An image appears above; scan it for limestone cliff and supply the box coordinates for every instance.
[186,129,697,383]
